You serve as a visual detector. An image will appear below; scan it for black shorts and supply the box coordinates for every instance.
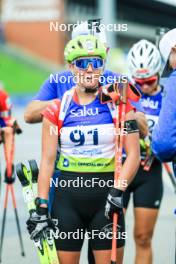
[51,171,126,251]
[123,159,163,209]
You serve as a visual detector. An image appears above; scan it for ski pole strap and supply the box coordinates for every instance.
[35,197,48,206]
[119,82,127,104]
[124,120,139,134]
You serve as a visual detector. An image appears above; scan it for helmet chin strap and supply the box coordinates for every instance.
[80,86,99,94]
[85,87,99,93]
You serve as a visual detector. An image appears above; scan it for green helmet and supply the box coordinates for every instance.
[64,35,107,62]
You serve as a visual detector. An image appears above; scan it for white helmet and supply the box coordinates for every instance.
[71,20,107,46]
[159,28,176,62]
[127,39,162,79]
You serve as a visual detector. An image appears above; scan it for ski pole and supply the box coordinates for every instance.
[111,82,127,264]
[0,185,9,262]
[0,130,25,262]
[10,184,25,257]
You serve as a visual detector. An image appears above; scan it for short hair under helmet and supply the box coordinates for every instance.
[127,39,162,79]
[64,35,107,63]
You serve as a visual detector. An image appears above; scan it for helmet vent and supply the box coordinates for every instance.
[140,48,143,56]
[148,48,154,57]
[131,60,136,67]
[148,57,153,66]
[95,39,98,48]
[77,41,83,49]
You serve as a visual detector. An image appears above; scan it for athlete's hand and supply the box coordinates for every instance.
[13,120,23,134]
[26,207,57,240]
[6,118,23,134]
[105,187,124,220]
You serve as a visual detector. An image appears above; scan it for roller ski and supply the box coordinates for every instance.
[15,160,59,264]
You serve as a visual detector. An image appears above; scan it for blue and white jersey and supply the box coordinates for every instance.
[56,92,116,173]
[140,88,163,134]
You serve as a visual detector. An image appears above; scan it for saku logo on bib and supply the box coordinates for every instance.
[141,98,159,109]
[70,106,99,117]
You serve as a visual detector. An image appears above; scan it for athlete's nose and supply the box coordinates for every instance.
[141,83,149,89]
[86,63,93,72]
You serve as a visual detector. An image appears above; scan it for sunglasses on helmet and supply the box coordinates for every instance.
[73,58,104,70]
[135,76,158,86]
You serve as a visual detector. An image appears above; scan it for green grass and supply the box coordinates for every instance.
[0,52,51,94]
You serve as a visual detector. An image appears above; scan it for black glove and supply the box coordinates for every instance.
[13,121,23,134]
[105,187,124,220]
[26,206,57,241]
[4,164,15,184]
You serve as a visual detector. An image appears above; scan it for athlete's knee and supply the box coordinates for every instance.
[134,231,152,248]
[57,251,80,264]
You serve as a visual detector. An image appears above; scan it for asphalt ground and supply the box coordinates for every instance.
[0,107,175,264]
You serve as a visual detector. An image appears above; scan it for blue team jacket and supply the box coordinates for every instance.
[152,69,176,161]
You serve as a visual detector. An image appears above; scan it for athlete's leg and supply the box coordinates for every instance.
[51,175,85,264]
[57,251,80,264]
[93,249,111,264]
[88,240,95,264]
[90,205,125,264]
[133,160,163,264]
[93,247,124,264]
[116,246,124,264]
[134,208,159,264]
[3,127,14,165]
[88,183,130,264]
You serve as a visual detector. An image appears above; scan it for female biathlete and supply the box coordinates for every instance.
[26,35,140,264]
[126,39,163,264]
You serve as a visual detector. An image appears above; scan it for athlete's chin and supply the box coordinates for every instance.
[141,88,151,94]
[82,81,98,89]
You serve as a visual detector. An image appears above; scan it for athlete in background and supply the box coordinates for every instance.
[126,39,163,264]
[0,83,22,181]
[152,28,176,162]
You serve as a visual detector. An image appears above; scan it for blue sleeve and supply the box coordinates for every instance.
[33,78,57,101]
[102,70,121,85]
[130,100,144,112]
[0,118,6,128]
[32,71,73,101]
[152,72,176,161]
